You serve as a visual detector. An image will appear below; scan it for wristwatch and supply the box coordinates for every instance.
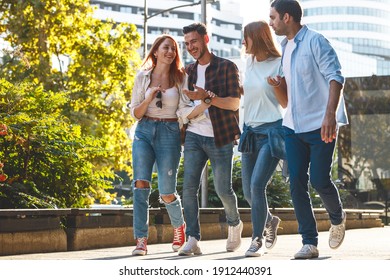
[203,97,212,104]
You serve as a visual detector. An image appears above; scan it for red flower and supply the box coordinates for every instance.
[0,124,7,136]
[0,174,7,182]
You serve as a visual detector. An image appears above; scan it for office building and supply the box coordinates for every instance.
[90,0,243,64]
[301,0,390,76]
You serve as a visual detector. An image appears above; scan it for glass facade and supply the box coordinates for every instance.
[338,76,390,215]
[305,6,390,18]
[301,0,390,75]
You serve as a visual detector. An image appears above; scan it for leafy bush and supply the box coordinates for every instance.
[0,0,142,208]
[0,79,115,208]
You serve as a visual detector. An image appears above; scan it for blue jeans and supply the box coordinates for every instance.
[182,131,240,241]
[132,118,184,238]
[284,127,343,246]
[241,133,280,239]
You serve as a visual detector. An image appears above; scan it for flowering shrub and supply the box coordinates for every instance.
[0,163,7,182]
[0,124,7,136]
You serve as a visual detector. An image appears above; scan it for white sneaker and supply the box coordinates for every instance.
[178,236,202,256]
[245,237,264,257]
[226,220,243,252]
[329,210,347,249]
[294,244,319,259]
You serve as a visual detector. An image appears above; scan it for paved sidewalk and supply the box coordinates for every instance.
[1,226,389,260]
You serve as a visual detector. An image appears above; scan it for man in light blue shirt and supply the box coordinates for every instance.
[269,0,348,259]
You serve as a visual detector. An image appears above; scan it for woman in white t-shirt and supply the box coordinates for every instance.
[239,20,287,257]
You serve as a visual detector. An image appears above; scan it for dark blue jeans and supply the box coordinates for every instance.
[241,133,280,239]
[284,127,343,246]
[182,131,240,241]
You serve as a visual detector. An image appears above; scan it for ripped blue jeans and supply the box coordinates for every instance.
[132,118,184,238]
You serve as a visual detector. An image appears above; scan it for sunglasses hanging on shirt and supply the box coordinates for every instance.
[156,91,162,108]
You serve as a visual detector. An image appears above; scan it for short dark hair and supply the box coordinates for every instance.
[182,22,208,35]
[271,0,303,23]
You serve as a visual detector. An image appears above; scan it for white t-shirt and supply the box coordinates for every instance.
[145,86,179,118]
[282,39,296,130]
[187,63,214,137]
[243,56,284,127]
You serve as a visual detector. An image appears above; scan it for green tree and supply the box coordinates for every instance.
[0,0,141,173]
[0,79,115,208]
[0,0,142,207]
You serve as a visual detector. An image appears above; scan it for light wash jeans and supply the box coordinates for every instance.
[182,131,240,241]
[132,118,184,238]
[284,127,344,246]
[241,133,280,240]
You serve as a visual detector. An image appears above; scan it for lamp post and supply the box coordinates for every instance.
[143,0,215,58]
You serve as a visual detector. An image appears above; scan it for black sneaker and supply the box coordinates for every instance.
[264,216,281,249]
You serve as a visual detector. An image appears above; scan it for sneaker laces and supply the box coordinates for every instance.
[173,226,183,244]
[136,237,147,249]
[264,225,275,246]
[228,224,239,242]
[264,225,274,238]
[248,237,261,252]
[330,224,344,240]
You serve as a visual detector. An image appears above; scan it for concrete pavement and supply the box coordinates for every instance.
[1,226,389,260]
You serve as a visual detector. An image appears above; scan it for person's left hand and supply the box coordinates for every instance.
[183,84,208,100]
[321,115,337,143]
[267,75,282,87]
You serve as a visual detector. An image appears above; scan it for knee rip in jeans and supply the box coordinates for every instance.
[160,193,179,204]
[134,180,150,189]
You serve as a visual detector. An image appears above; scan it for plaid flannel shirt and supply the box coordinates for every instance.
[186,54,241,147]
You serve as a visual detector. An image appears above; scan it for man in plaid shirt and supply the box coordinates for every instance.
[178,22,243,256]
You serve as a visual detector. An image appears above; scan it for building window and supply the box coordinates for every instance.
[120,6,132,13]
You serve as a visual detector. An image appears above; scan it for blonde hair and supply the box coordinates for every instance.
[142,34,185,87]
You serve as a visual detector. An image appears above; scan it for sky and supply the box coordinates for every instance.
[239,0,270,25]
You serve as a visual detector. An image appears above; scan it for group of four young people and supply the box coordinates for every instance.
[129,0,348,259]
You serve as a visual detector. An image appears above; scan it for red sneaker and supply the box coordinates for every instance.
[172,223,186,252]
[132,237,147,256]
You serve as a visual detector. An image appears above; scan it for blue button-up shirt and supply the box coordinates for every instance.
[281,25,348,133]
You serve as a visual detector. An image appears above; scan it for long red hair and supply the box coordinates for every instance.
[142,34,185,87]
